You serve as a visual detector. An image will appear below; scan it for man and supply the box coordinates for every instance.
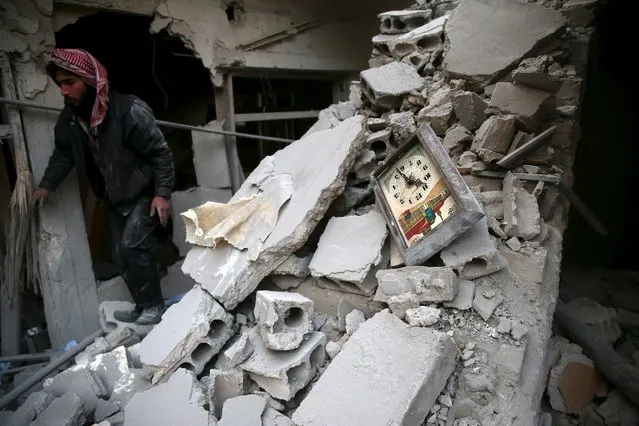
[33,48,174,326]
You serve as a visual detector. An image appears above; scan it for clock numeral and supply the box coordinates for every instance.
[422,184,428,191]
[416,159,422,166]
[392,185,396,190]
[425,173,431,180]
[400,199,405,205]
[394,193,399,199]
[416,193,423,200]
[400,165,405,171]
[408,198,413,204]
[394,174,399,180]
[422,165,428,171]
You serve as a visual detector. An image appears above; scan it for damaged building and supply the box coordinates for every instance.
[0,0,637,425]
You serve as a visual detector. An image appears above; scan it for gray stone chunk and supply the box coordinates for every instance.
[471,115,516,157]
[388,293,420,320]
[366,128,392,159]
[440,218,506,280]
[138,285,234,384]
[215,331,253,370]
[124,368,213,426]
[240,328,326,401]
[512,56,561,93]
[405,306,441,327]
[388,112,417,146]
[374,266,458,303]
[417,102,454,136]
[452,91,487,131]
[292,311,459,426]
[309,211,388,293]
[182,116,366,310]
[262,407,296,426]
[491,344,526,378]
[254,291,313,351]
[43,369,106,412]
[360,62,425,108]
[271,255,311,278]
[171,187,232,256]
[10,391,54,425]
[444,280,475,311]
[473,291,504,321]
[443,0,566,89]
[218,395,266,426]
[443,125,473,155]
[502,173,541,240]
[207,369,245,419]
[30,392,85,426]
[487,82,554,132]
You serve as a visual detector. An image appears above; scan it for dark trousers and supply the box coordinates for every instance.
[108,198,164,308]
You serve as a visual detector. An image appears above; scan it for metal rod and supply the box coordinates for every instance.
[0,362,48,376]
[0,352,52,363]
[0,329,104,410]
[0,97,295,144]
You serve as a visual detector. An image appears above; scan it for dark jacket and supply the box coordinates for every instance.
[39,91,174,214]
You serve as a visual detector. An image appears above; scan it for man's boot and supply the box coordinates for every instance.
[135,304,165,326]
[113,305,143,323]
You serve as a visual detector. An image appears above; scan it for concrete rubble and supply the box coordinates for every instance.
[3,0,601,425]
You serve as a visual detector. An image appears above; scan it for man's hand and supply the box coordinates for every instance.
[33,188,50,206]
[150,195,171,226]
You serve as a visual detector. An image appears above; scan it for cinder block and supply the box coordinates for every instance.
[254,291,313,351]
[30,392,86,426]
[293,310,459,426]
[207,369,245,419]
[240,328,326,401]
[138,286,234,384]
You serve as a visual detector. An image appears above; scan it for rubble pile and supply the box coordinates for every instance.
[1,0,603,425]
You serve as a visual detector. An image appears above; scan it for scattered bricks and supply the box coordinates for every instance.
[473,291,504,321]
[207,369,245,419]
[10,391,54,425]
[124,368,212,426]
[345,309,366,336]
[271,254,311,278]
[98,301,153,337]
[547,352,602,414]
[310,211,388,295]
[487,82,554,132]
[491,344,526,379]
[417,102,455,136]
[138,285,234,384]
[388,292,420,320]
[440,218,507,280]
[502,172,541,240]
[254,291,313,351]
[43,368,107,412]
[219,395,267,426]
[240,328,327,401]
[374,266,458,303]
[388,112,417,146]
[452,91,488,131]
[262,407,296,426]
[292,311,459,426]
[215,331,253,370]
[443,125,473,155]
[511,56,561,93]
[378,9,433,35]
[444,280,475,311]
[30,392,86,426]
[405,306,441,327]
[360,62,425,109]
[471,115,516,158]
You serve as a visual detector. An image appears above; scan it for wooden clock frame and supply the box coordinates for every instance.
[371,123,485,266]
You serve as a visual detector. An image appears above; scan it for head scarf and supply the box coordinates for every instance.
[47,48,109,129]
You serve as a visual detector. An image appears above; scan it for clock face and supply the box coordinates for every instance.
[380,143,458,246]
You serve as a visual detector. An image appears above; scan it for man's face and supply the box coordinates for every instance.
[55,69,86,107]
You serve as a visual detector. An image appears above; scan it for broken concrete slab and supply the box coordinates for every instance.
[309,210,387,295]
[138,285,234,384]
[388,112,417,146]
[452,91,487,131]
[30,392,86,426]
[218,394,266,426]
[417,102,454,136]
[240,328,326,401]
[124,368,213,426]
[207,369,245,419]
[292,310,458,426]
[378,9,433,35]
[9,391,54,425]
[512,56,561,93]
[471,115,516,158]
[171,187,232,256]
[487,82,554,132]
[262,407,295,426]
[491,343,526,379]
[374,266,457,303]
[440,218,506,280]
[444,279,476,311]
[443,124,473,155]
[182,116,366,310]
[443,0,566,89]
[271,254,311,278]
[254,291,313,351]
[405,306,441,327]
[373,15,450,59]
[473,290,504,321]
[502,173,541,240]
[360,62,424,108]
[43,368,107,412]
[215,331,253,370]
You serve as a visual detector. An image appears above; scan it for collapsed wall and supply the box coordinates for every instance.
[0,0,600,425]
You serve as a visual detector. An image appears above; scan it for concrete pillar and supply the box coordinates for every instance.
[16,67,100,349]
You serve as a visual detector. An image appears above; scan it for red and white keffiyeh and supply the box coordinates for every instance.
[48,48,109,129]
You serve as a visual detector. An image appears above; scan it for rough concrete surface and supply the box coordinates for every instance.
[182,115,366,310]
[254,290,314,351]
[374,266,458,303]
[293,311,458,426]
[360,61,425,108]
